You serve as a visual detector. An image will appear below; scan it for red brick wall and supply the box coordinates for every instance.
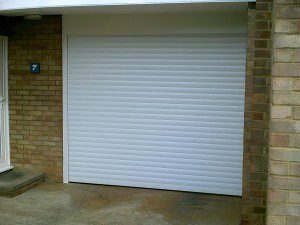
[8,16,63,182]
[242,2,273,224]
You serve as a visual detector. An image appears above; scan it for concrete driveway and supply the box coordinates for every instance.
[0,183,241,225]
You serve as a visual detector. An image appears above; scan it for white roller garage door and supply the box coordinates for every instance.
[67,35,246,196]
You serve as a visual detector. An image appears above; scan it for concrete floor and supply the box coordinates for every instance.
[0,183,242,225]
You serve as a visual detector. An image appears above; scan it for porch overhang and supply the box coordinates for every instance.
[0,0,253,16]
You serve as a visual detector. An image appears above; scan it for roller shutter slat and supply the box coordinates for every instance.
[67,35,246,196]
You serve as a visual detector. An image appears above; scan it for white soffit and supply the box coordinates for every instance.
[0,1,251,15]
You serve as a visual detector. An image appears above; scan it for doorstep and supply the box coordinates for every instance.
[0,169,45,197]
[0,165,13,173]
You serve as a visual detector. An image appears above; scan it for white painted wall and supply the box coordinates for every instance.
[63,12,247,36]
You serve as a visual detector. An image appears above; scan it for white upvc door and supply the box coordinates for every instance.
[0,36,12,173]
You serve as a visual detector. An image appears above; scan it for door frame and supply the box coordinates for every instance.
[0,36,12,173]
[62,31,69,183]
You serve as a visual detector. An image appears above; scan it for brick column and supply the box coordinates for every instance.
[8,16,63,182]
[242,1,273,224]
[267,1,300,225]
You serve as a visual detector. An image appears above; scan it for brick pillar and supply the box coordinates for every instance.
[242,1,273,224]
[8,16,63,182]
[267,1,300,225]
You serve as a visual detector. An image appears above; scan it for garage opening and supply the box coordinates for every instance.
[66,34,246,196]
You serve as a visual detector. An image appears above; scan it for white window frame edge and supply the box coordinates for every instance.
[62,15,69,183]
[0,36,13,173]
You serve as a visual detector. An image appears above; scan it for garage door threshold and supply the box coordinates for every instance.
[0,169,45,197]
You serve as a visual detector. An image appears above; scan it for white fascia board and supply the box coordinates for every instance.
[0,0,253,12]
